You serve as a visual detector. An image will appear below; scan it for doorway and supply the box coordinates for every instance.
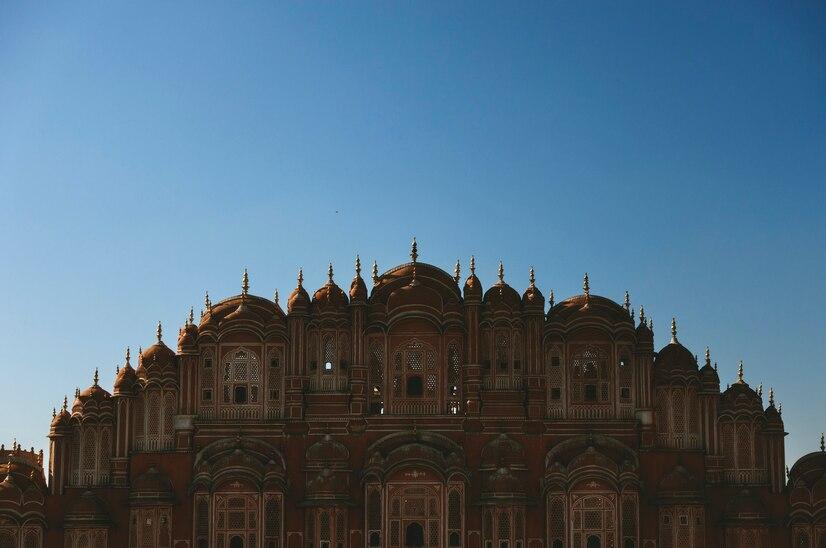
[405,522,425,548]
[230,535,244,548]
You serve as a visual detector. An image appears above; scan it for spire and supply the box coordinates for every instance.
[327,262,334,283]
[583,272,590,299]
[549,289,555,308]
[204,291,212,313]
[737,360,745,383]
[372,260,379,285]
[62,395,68,412]
[93,368,99,386]
[410,237,418,263]
[757,383,763,397]
[779,402,782,415]
[189,307,195,325]
[156,321,163,343]
[52,407,56,419]
[242,268,249,296]
[648,317,653,331]
[297,268,304,288]
[274,289,280,306]
[786,465,790,479]
[705,347,711,367]
[821,433,825,452]
[624,291,630,313]
[74,387,80,399]
[454,260,461,284]
[355,255,362,277]
[469,255,476,276]
[670,317,678,344]
[498,261,504,284]
[126,346,131,367]
[639,305,646,325]
[769,387,775,407]
[529,267,536,288]
[630,307,635,321]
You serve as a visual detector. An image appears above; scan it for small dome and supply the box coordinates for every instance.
[64,490,111,527]
[463,273,482,301]
[312,268,349,313]
[721,381,763,413]
[483,282,522,311]
[655,342,698,372]
[522,270,544,309]
[549,294,633,325]
[287,276,311,313]
[350,275,368,302]
[50,408,72,429]
[141,341,175,368]
[177,321,198,351]
[77,383,111,403]
[222,300,263,323]
[113,363,138,394]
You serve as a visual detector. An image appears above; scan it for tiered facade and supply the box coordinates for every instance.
[2,247,825,548]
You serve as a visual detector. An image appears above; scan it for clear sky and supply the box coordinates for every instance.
[1,2,824,465]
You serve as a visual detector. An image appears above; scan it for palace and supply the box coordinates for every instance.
[2,243,825,548]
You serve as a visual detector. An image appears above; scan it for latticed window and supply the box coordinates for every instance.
[307,331,348,392]
[447,486,463,548]
[65,529,108,548]
[322,335,337,372]
[546,347,565,418]
[387,485,441,548]
[134,388,176,451]
[621,493,638,546]
[200,349,215,410]
[267,347,284,419]
[223,348,261,405]
[194,494,209,546]
[721,422,735,468]
[214,494,261,548]
[366,485,382,547]
[264,493,283,548]
[70,424,112,486]
[656,385,701,449]
[659,506,704,548]
[129,507,171,548]
[369,341,385,415]
[737,424,752,469]
[391,339,439,413]
[570,494,616,548]
[570,345,610,407]
[547,494,566,545]
[447,342,462,414]
[306,508,347,548]
[483,507,524,548]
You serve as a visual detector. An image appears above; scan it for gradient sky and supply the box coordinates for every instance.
[1,2,824,465]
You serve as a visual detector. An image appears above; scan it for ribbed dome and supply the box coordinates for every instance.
[655,342,697,372]
[483,266,521,311]
[287,270,311,313]
[521,268,544,309]
[141,341,175,368]
[349,258,368,302]
[312,266,349,312]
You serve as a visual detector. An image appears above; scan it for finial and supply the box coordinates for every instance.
[670,317,678,344]
[714,361,718,372]
[355,255,362,277]
[126,347,131,366]
[769,387,775,407]
[648,317,653,331]
[156,321,163,343]
[74,387,80,398]
[189,307,194,325]
[454,260,461,284]
[410,237,418,263]
[327,262,334,283]
[498,261,504,283]
[529,267,536,288]
[778,402,782,414]
[62,395,68,412]
[242,268,250,296]
[274,289,280,306]
[116,364,119,375]
[583,272,590,298]
[205,290,212,312]
[821,433,825,452]
[52,407,56,418]
[786,465,790,479]
[705,347,711,367]
[549,289,555,308]
[297,268,304,288]
[639,305,646,324]
[469,255,476,275]
[93,368,99,386]
[737,360,744,383]
[630,306,635,321]
[757,383,763,397]
[624,291,630,312]
[372,261,379,285]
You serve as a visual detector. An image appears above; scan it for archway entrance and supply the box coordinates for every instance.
[215,494,259,548]
[405,522,425,547]
[570,494,615,548]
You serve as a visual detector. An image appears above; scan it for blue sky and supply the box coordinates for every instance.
[1,2,824,464]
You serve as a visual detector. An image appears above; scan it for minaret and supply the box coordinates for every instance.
[349,254,369,415]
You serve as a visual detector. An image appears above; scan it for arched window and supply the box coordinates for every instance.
[369,341,385,415]
[406,375,424,397]
[223,348,260,406]
[322,335,336,372]
[447,342,462,414]
[267,347,284,419]
[547,494,565,546]
[134,388,177,451]
[447,486,463,548]
[570,345,610,412]
[391,339,438,413]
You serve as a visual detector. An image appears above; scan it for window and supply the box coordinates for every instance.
[205,358,213,368]
[202,389,212,402]
[551,388,561,400]
[234,386,248,404]
[620,387,631,400]
[406,375,424,397]
[551,356,561,367]
[270,357,279,368]
[585,384,597,402]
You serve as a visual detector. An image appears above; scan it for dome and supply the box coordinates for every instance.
[483,264,521,312]
[548,294,634,326]
[349,257,368,302]
[64,490,111,527]
[287,270,311,313]
[721,376,763,414]
[521,268,544,309]
[222,300,263,323]
[788,449,826,487]
[177,316,198,351]
[311,265,349,313]
[141,341,175,369]
[463,273,482,301]
[50,407,72,430]
[655,342,697,372]
[129,466,174,505]
[724,489,768,521]
[114,363,138,394]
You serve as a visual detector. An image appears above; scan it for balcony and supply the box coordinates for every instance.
[723,468,769,485]
[392,400,439,415]
[70,471,110,487]
[308,376,349,393]
[482,376,524,390]
[133,436,174,452]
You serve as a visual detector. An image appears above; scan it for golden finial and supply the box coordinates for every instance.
[274,289,279,306]
[355,255,362,277]
[821,433,825,452]
[639,305,646,324]
[498,261,504,283]
[93,368,99,386]
[705,347,711,367]
[670,317,678,344]
[549,289,555,308]
[52,407,56,418]
[126,347,131,366]
[74,387,80,398]
[778,402,782,414]
[630,307,635,321]
[372,260,379,285]
[648,317,653,331]
[624,291,630,312]
[189,307,194,325]
[469,255,476,275]
[454,260,461,284]
[757,383,763,397]
[737,361,744,383]
[116,363,119,375]
[156,321,163,343]
[529,267,536,288]
[410,237,418,263]
[328,262,334,283]
[242,268,249,296]
[583,272,590,298]
[297,268,304,288]
[62,395,68,412]
[204,291,212,312]
[769,387,775,406]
